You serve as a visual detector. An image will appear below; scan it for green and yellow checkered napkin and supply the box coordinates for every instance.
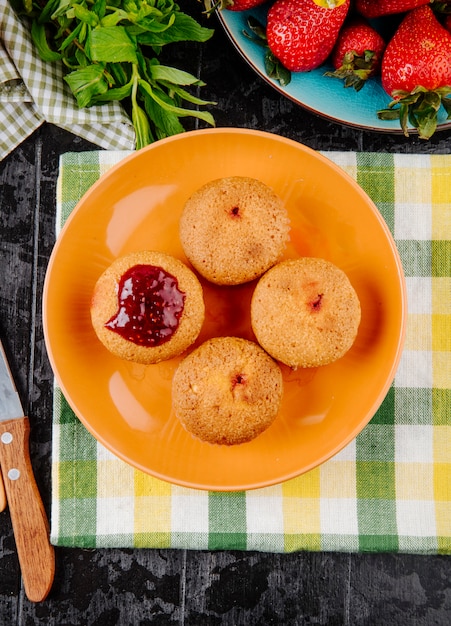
[51,150,451,554]
[0,2,135,160]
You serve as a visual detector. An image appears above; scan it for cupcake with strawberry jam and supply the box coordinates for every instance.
[91,251,205,364]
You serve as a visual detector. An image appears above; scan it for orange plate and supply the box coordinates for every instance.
[43,129,407,491]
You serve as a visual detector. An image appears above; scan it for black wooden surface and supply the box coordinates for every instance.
[1,3,451,624]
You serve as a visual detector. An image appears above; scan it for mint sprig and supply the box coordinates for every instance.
[20,0,216,148]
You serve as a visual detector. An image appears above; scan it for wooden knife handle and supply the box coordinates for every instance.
[0,469,6,512]
[0,417,55,602]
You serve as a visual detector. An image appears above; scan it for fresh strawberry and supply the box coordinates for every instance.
[203,0,266,12]
[378,5,451,138]
[325,19,386,91]
[266,0,350,73]
[223,0,268,10]
[355,0,430,19]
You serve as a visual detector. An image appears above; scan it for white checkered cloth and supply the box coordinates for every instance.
[0,1,135,160]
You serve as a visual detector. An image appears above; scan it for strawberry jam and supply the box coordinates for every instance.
[105,264,185,347]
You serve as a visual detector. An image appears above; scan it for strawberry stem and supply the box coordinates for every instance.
[431,0,451,13]
[243,16,292,87]
[324,50,377,92]
[377,86,451,139]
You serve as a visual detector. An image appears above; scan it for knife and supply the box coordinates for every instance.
[0,470,6,512]
[0,340,55,602]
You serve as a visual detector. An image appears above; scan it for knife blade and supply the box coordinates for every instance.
[0,340,55,602]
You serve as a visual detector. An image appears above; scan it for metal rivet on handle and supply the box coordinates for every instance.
[1,432,13,444]
[8,468,20,481]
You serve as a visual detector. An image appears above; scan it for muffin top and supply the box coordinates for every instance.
[172,336,283,445]
[251,257,361,368]
[91,250,205,364]
[179,176,290,285]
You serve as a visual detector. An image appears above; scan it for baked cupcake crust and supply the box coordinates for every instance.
[251,257,361,368]
[91,250,205,364]
[172,336,283,445]
[179,176,290,285]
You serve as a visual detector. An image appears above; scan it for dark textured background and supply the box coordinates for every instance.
[1,2,450,623]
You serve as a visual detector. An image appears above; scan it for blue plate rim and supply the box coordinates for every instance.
[217,6,451,136]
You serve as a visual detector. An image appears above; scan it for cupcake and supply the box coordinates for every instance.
[251,257,361,368]
[91,250,204,364]
[179,176,290,285]
[172,336,283,445]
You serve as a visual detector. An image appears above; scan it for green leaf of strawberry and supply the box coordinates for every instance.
[324,19,385,91]
[242,16,292,86]
[428,1,451,14]
[265,50,292,87]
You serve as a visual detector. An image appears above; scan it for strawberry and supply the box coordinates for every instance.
[266,0,350,73]
[378,5,451,138]
[325,19,386,91]
[203,0,267,12]
[355,0,430,19]
[223,0,268,10]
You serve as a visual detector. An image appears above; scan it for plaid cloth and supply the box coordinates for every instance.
[51,150,451,554]
[0,2,135,161]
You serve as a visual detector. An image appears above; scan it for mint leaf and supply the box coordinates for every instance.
[31,21,62,62]
[143,87,185,137]
[136,12,214,45]
[64,64,110,107]
[72,4,99,27]
[22,0,216,148]
[148,64,205,86]
[89,26,138,63]
[93,82,133,102]
[132,102,154,149]
[92,0,107,19]
[139,79,215,126]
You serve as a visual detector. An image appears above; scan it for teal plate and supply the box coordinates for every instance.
[218,4,451,134]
